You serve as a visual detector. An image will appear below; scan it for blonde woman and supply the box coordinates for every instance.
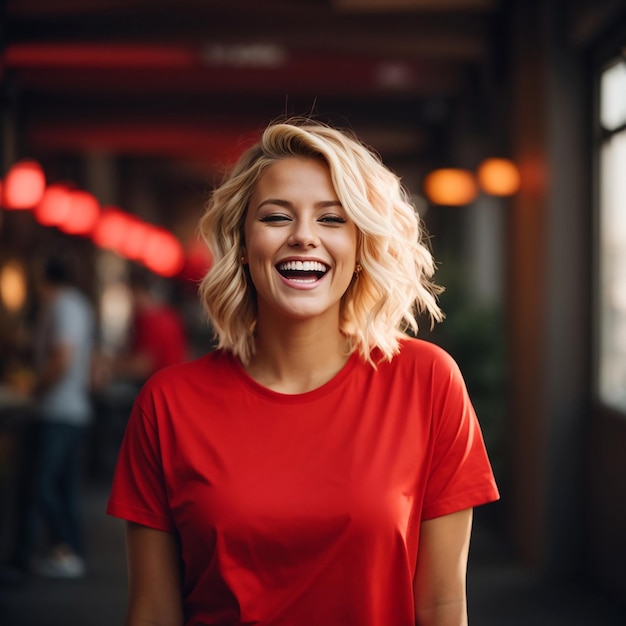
[107,119,499,626]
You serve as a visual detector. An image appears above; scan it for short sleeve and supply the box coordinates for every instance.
[106,392,176,532]
[421,352,499,520]
[53,297,89,347]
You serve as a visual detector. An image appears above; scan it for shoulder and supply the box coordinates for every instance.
[372,337,466,398]
[392,337,460,375]
[363,338,463,397]
[137,350,233,402]
[53,288,93,329]
[56,287,91,314]
[130,351,240,431]
[392,339,473,415]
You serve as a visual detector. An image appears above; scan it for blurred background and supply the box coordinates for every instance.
[0,0,625,624]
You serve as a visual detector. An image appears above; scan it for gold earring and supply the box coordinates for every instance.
[240,255,247,264]
[354,262,362,275]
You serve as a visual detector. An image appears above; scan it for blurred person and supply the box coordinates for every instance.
[103,268,188,386]
[88,269,188,483]
[11,255,95,578]
[107,119,499,626]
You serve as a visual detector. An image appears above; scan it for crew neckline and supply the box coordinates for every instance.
[226,349,362,403]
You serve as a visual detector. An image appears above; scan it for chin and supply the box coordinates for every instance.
[272,301,340,322]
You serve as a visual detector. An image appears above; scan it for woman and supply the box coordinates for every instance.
[107,119,499,626]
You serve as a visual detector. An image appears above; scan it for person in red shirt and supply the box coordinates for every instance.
[112,269,188,383]
[107,118,499,626]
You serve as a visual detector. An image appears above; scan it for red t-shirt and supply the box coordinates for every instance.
[107,338,499,626]
[131,306,187,374]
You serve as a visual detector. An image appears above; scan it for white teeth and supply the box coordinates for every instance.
[277,260,327,272]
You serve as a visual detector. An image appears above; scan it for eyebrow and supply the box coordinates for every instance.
[255,198,343,211]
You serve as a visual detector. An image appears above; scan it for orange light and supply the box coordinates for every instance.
[423,168,478,206]
[34,183,73,226]
[2,160,46,209]
[477,158,521,196]
[58,190,100,235]
[0,260,28,313]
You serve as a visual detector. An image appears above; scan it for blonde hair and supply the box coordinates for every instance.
[198,118,443,365]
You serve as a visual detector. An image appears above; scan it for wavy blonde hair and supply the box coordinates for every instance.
[198,118,443,365]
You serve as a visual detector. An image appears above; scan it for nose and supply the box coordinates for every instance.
[288,217,319,248]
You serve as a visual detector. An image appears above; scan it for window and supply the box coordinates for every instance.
[597,57,626,413]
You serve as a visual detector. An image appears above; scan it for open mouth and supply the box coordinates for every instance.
[276,260,329,282]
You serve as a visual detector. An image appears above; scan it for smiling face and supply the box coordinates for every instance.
[243,156,359,326]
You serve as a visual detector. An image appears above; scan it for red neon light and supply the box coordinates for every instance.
[141,228,185,277]
[3,160,46,209]
[34,183,73,225]
[92,207,130,252]
[58,190,100,235]
[118,216,152,260]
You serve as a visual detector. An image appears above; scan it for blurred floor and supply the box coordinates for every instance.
[0,483,126,626]
[468,522,625,626]
[0,483,623,626]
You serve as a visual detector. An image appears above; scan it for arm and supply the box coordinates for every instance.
[34,343,73,396]
[125,522,184,626]
[113,351,155,381]
[413,508,473,626]
[90,350,154,390]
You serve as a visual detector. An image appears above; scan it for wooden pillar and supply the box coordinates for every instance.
[507,0,550,569]
[508,0,592,577]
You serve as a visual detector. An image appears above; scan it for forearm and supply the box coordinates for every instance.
[125,607,183,626]
[113,352,154,381]
[35,349,71,395]
[35,367,61,395]
[413,510,473,626]
[415,598,468,626]
[125,523,184,626]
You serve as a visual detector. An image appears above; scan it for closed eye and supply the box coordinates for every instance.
[259,214,292,223]
[318,215,347,224]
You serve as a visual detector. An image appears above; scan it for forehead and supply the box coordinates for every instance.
[253,157,336,195]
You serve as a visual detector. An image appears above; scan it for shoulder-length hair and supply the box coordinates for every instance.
[198,118,443,365]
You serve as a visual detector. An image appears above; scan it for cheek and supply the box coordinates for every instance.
[246,237,280,265]
[334,239,359,287]
[245,245,278,292]
[244,225,270,260]
[337,231,359,264]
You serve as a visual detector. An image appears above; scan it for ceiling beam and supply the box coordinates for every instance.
[334,0,496,11]
[5,43,466,98]
[5,7,490,62]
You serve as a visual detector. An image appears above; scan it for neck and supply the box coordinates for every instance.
[244,313,351,394]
